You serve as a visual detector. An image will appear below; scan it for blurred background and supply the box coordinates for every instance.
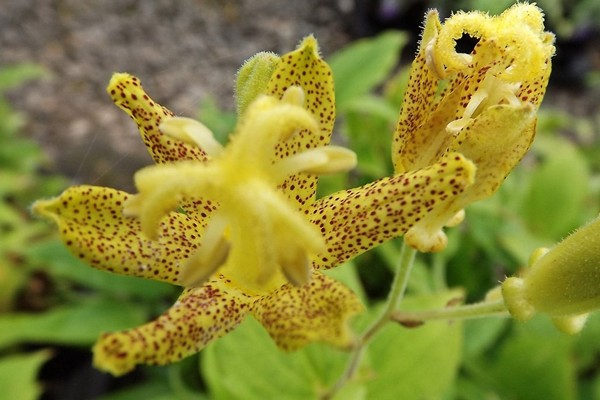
[1,0,599,399]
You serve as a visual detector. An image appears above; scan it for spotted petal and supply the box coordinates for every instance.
[392,4,554,173]
[108,73,209,164]
[266,36,336,211]
[108,73,217,221]
[392,10,442,173]
[32,185,204,285]
[449,103,536,203]
[252,272,363,350]
[93,275,255,376]
[311,153,476,267]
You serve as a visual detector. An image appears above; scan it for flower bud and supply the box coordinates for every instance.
[235,51,280,115]
[502,215,600,333]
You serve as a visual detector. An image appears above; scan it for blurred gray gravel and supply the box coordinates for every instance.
[1,0,351,190]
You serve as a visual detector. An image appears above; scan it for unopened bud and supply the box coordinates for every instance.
[502,214,600,333]
[235,52,280,116]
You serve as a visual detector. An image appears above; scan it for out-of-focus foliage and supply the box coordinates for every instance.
[0,63,53,312]
[0,350,50,400]
[0,65,177,399]
[3,16,600,397]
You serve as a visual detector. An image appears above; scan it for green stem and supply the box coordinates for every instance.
[363,241,417,342]
[392,299,508,324]
[431,252,448,291]
[321,240,417,400]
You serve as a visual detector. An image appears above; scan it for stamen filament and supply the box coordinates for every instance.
[160,117,224,156]
[180,213,231,287]
[273,146,357,180]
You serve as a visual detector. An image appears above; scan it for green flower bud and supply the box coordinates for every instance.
[235,51,280,116]
[502,214,600,333]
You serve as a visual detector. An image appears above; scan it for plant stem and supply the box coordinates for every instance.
[391,299,508,325]
[321,240,417,399]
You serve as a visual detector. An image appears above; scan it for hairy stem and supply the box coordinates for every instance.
[392,299,508,325]
[321,240,417,399]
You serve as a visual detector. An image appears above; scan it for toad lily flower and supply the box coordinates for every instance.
[33,36,476,376]
[503,215,600,335]
[124,84,356,293]
[393,4,555,252]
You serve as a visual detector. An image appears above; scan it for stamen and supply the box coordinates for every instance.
[234,95,319,148]
[274,146,357,180]
[447,75,522,134]
[160,117,224,156]
[463,75,522,120]
[446,118,472,134]
[128,162,219,239]
[279,250,311,286]
[180,213,231,287]
[280,86,305,107]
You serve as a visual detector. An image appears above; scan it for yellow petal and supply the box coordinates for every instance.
[311,153,476,266]
[159,117,223,157]
[32,185,203,284]
[266,36,336,211]
[393,79,464,173]
[252,272,363,350]
[127,89,335,294]
[451,103,536,204]
[393,4,554,175]
[108,74,218,223]
[392,11,441,173]
[93,276,255,376]
[107,73,209,164]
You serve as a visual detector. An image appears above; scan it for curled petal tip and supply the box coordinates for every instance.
[299,35,319,55]
[93,333,135,377]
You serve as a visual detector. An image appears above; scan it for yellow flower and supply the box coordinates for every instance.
[33,36,475,375]
[393,4,555,252]
[502,215,600,334]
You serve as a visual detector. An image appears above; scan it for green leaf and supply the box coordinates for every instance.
[203,290,462,399]
[329,31,407,111]
[343,95,396,179]
[365,290,463,400]
[196,97,236,145]
[0,350,51,400]
[0,298,148,349]
[202,316,351,400]
[573,312,600,370]
[520,135,590,240]
[463,317,508,359]
[488,317,576,400]
[323,261,367,304]
[0,63,47,91]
